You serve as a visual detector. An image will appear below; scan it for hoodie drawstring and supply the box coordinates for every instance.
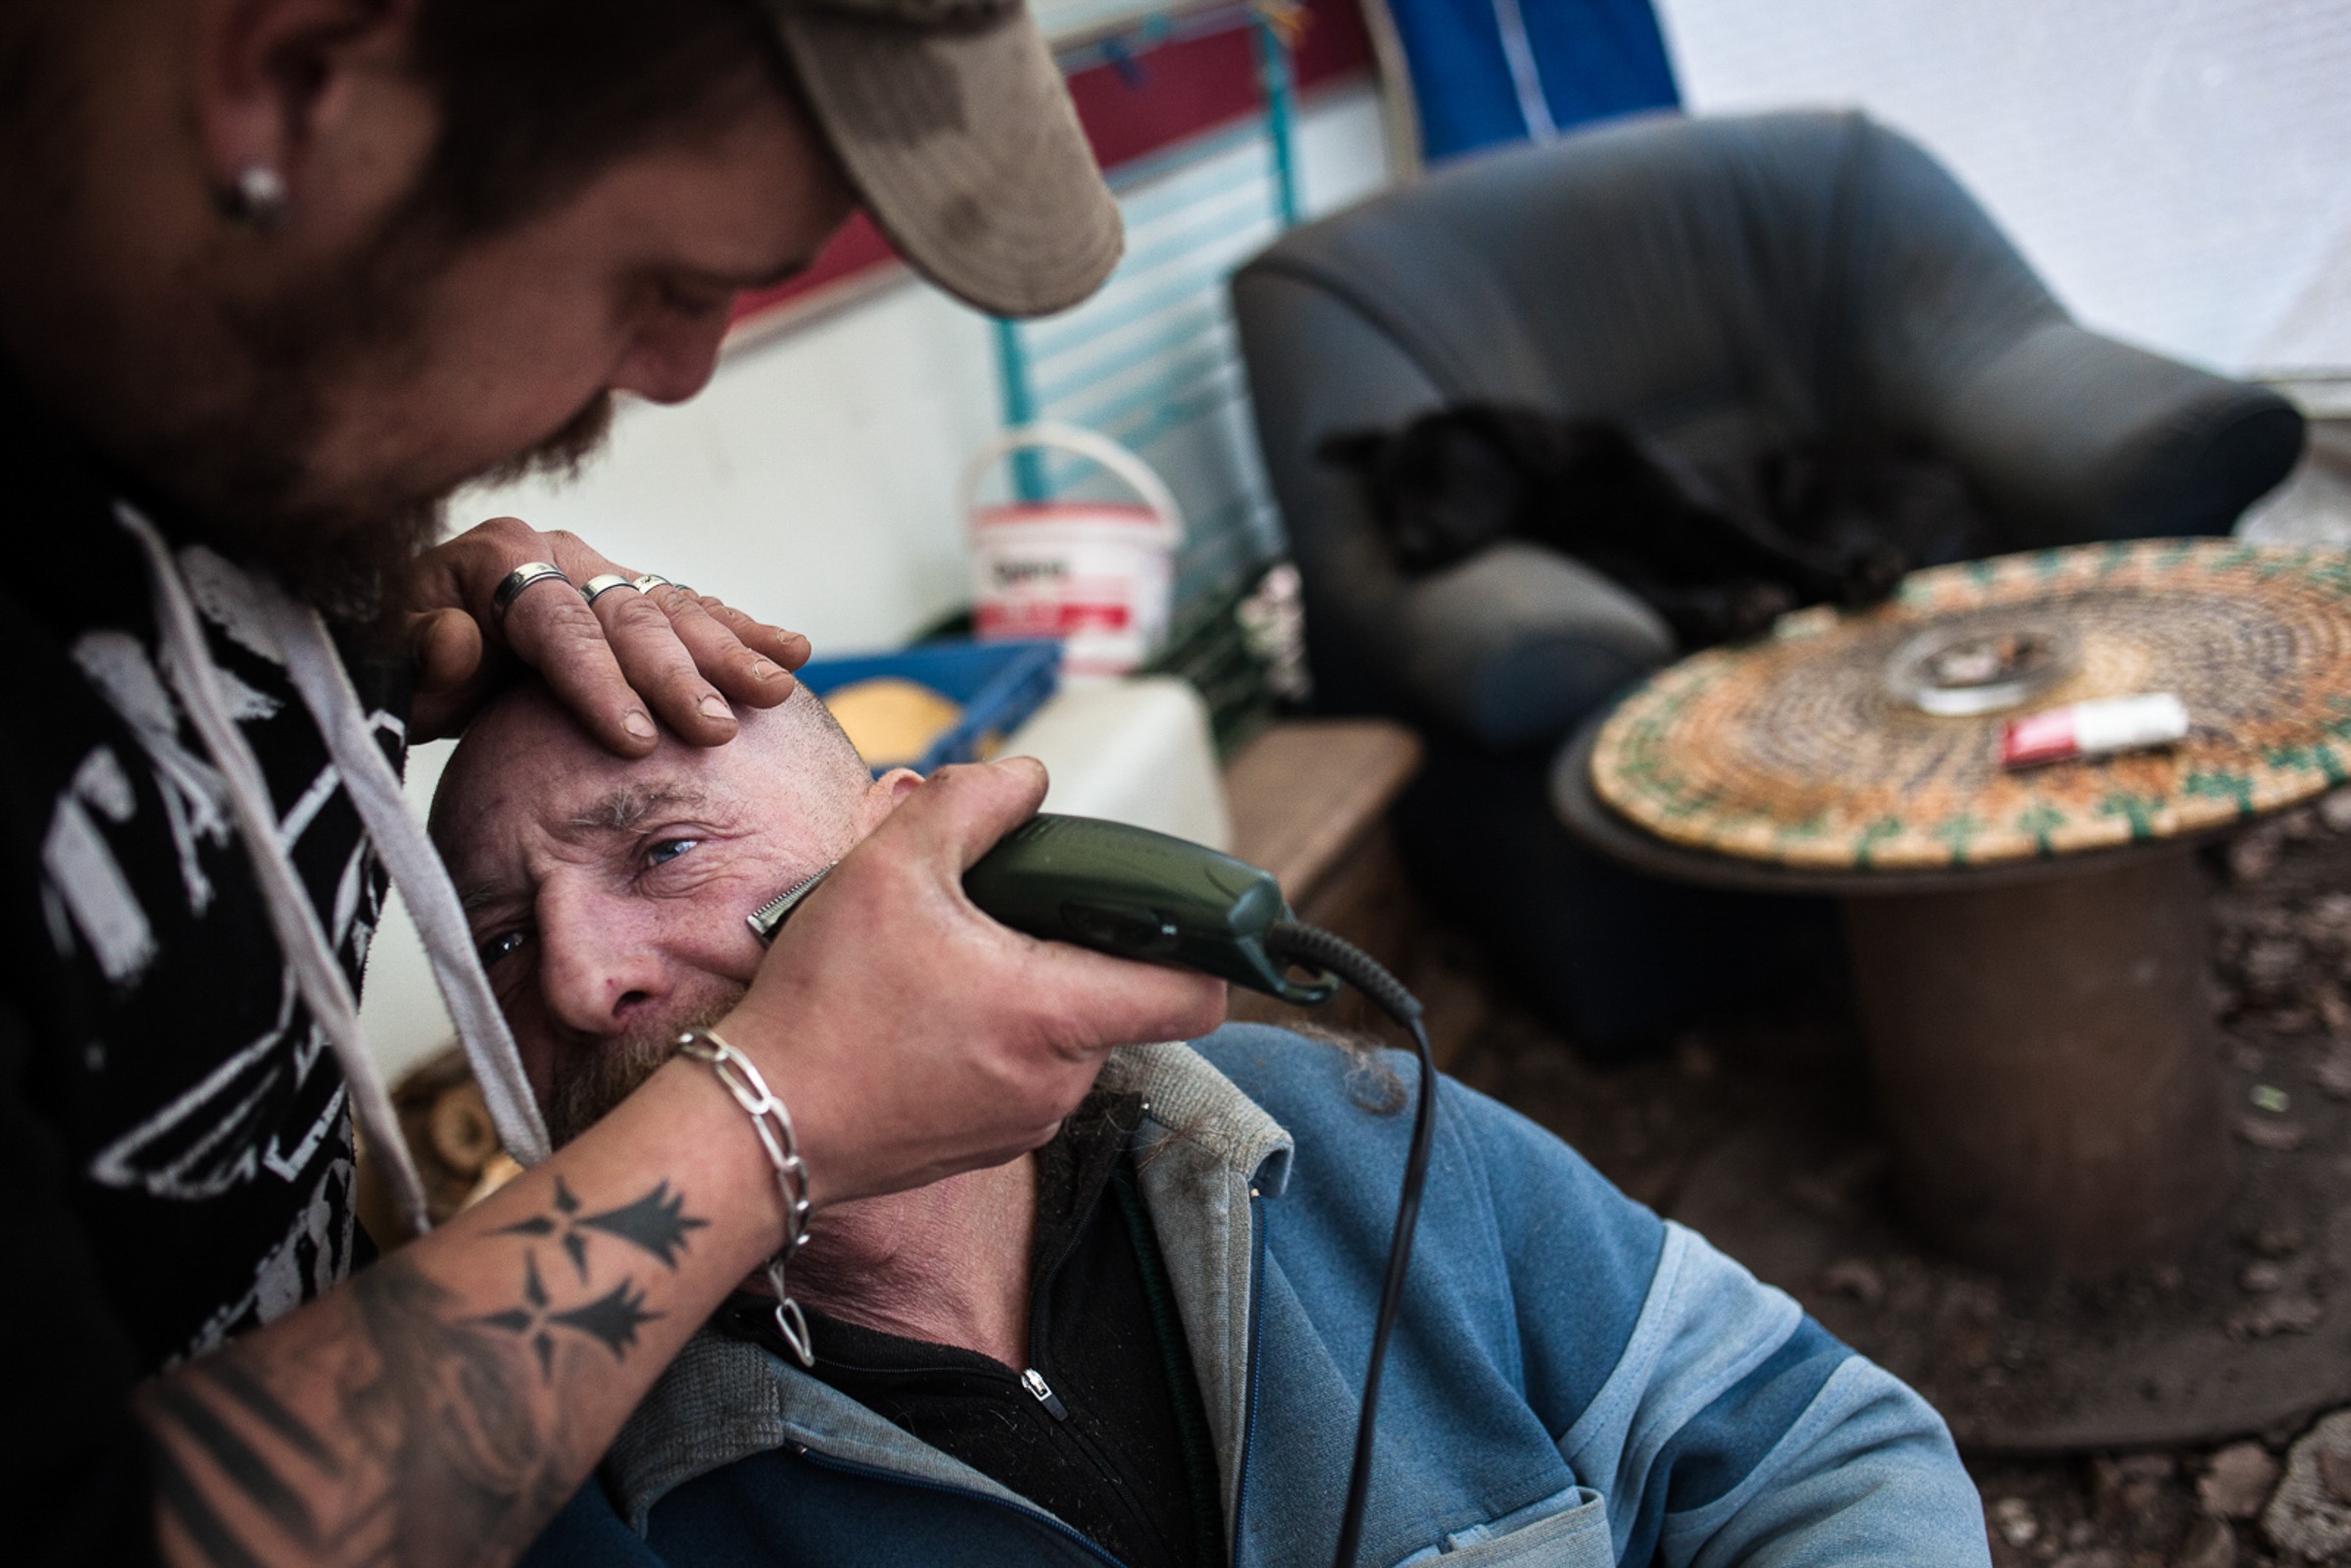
[122,502,554,1241]
[259,591,554,1171]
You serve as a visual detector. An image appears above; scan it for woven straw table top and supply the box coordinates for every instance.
[1588,539,2351,871]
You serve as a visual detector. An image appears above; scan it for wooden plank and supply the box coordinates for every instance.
[1222,718,1484,1065]
[1223,719,1422,904]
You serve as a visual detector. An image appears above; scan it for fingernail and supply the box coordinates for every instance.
[750,658,781,681]
[699,694,733,721]
[622,710,655,741]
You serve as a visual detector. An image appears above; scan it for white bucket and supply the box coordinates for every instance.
[962,422,1186,678]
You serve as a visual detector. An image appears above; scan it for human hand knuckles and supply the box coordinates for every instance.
[594,593,734,732]
[699,598,811,675]
[892,760,1049,869]
[409,516,595,626]
[408,517,812,750]
[599,587,687,645]
[418,517,705,752]
[456,516,560,605]
[533,527,610,577]
[504,593,631,708]
[645,595,776,716]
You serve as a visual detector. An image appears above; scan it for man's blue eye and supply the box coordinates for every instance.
[478,930,527,967]
[647,838,700,868]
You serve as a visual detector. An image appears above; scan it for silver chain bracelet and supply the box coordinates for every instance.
[676,1027,816,1367]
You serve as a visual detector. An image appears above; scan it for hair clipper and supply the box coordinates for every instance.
[748,813,1338,1004]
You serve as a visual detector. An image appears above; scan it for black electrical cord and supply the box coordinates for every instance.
[1260,921,1439,1568]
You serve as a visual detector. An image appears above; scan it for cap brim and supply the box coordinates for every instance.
[771,7,1123,318]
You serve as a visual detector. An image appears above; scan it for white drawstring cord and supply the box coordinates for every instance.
[258,592,553,1169]
[119,504,434,1235]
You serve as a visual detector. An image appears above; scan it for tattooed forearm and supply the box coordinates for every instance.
[344,1251,575,1565]
[474,1175,701,1377]
[199,1359,343,1477]
[147,1380,323,1546]
[494,1176,708,1280]
[471,1251,661,1378]
[137,1176,713,1568]
[150,1436,272,1568]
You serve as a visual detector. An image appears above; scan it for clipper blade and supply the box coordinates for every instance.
[748,864,836,945]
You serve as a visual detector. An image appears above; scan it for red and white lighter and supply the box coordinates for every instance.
[2001,693,2190,768]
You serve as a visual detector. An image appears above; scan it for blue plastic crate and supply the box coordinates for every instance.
[794,639,1062,777]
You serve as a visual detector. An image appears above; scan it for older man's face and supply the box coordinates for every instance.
[433,686,897,1141]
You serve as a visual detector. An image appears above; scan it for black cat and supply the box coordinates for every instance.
[1321,405,1994,647]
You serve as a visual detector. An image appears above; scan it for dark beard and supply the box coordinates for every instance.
[547,993,740,1149]
[136,228,615,627]
[474,391,615,493]
[200,394,613,630]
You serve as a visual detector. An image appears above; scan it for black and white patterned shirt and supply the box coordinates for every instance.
[0,366,406,1557]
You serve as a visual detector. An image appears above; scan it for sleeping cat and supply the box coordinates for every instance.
[1320,404,1996,647]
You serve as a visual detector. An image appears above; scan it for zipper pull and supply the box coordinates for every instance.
[1021,1367,1070,1421]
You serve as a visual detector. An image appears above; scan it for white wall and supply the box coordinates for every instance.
[1654,0,2351,377]
[448,285,1001,660]
[449,80,1393,660]
[359,82,1394,1084]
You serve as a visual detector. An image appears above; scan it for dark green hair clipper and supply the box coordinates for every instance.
[749,812,1339,1005]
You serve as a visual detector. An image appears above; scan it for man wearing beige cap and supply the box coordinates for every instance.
[0,5,1221,1568]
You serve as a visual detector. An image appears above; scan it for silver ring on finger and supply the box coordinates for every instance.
[492,562,576,623]
[581,573,639,606]
[629,573,673,594]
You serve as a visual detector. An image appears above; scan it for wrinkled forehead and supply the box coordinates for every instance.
[431,688,736,869]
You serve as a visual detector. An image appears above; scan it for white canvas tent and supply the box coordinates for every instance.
[361,0,2351,1076]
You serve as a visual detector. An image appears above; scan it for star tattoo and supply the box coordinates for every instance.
[550,1282,661,1361]
[472,1250,562,1379]
[496,1177,709,1281]
[471,1251,664,1379]
[576,1181,709,1269]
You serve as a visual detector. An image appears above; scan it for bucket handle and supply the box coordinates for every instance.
[960,421,1186,548]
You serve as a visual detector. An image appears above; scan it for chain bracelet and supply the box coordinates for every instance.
[676,1027,816,1366]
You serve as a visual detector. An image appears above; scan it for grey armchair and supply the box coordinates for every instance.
[1232,110,2302,1051]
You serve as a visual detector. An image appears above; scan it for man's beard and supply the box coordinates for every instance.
[138,227,614,625]
[547,994,741,1149]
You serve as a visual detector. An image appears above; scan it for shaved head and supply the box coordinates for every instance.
[432,677,870,850]
[428,677,904,1143]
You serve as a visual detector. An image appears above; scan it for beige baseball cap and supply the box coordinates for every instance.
[764,0,1124,318]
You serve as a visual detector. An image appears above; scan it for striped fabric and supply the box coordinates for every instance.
[997,117,1295,620]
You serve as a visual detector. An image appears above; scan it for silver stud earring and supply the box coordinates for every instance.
[222,163,289,233]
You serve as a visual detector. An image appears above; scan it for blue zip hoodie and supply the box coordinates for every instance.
[521,1025,1989,1567]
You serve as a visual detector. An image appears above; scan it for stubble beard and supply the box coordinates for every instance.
[142,224,615,626]
[0,9,619,625]
[546,992,744,1150]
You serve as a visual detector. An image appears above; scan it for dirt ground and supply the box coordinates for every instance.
[1441,794,2351,1568]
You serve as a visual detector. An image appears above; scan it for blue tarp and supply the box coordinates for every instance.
[1386,0,1680,163]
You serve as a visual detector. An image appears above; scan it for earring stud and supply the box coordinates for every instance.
[223,163,289,233]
